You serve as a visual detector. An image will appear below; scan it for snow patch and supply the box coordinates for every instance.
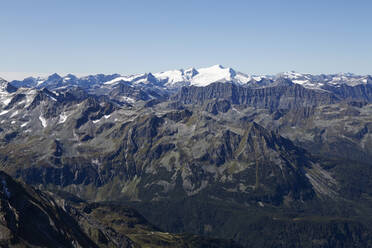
[292,80,308,85]
[92,159,100,166]
[25,91,36,107]
[58,112,69,124]
[104,75,139,85]
[121,96,135,103]
[0,110,9,116]
[39,115,47,127]
[10,110,18,118]
[3,97,12,106]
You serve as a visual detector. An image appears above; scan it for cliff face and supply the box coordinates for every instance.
[172,82,338,109]
[322,84,372,102]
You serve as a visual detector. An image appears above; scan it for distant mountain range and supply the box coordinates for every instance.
[7,64,372,91]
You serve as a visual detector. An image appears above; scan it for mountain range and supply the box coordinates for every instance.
[1,65,372,247]
[9,64,372,90]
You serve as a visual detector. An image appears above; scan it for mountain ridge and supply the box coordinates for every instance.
[6,65,372,91]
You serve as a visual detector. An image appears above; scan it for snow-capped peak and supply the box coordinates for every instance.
[104,74,142,85]
[191,65,235,86]
[154,69,188,85]
[11,66,370,92]
[0,77,7,87]
[104,73,157,86]
[184,67,198,77]
[152,64,251,88]
[0,78,9,93]
[273,71,372,89]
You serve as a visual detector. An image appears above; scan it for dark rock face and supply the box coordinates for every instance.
[3,132,17,143]
[109,81,169,104]
[323,84,372,101]
[0,171,97,248]
[17,164,104,188]
[27,89,59,111]
[11,77,38,88]
[5,83,18,93]
[4,93,26,110]
[59,87,89,102]
[162,109,193,122]
[204,99,231,115]
[172,82,338,110]
[75,98,116,129]
[131,198,372,248]
[110,82,151,101]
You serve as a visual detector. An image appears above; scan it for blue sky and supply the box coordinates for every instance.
[1,0,371,80]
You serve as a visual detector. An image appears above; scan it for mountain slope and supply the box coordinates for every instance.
[0,104,336,205]
[0,171,241,248]
[0,171,97,247]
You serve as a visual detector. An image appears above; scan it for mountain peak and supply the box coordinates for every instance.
[0,77,7,86]
[47,73,62,81]
[0,78,17,93]
[184,67,198,78]
[191,64,238,86]
[65,73,77,79]
[146,72,157,81]
[153,64,249,87]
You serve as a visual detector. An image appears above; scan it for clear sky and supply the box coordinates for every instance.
[1,0,371,80]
